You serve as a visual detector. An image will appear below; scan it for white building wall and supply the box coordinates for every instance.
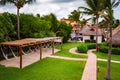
[83,36,90,42]
[83,35,102,43]
[94,36,102,43]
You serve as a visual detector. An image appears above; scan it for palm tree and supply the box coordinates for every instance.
[78,0,105,51]
[68,10,81,23]
[101,0,120,80]
[0,0,36,39]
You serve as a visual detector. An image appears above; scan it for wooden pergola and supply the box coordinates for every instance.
[0,37,62,68]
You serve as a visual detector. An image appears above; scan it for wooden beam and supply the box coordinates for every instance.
[61,37,63,50]
[52,40,54,54]
[39,42,42,60]
[19,46,22,69]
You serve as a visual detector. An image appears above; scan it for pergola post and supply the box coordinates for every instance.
[61,37,63,50]
[19,46,22,69]
[52,40,54,54]
[39,42,42,60]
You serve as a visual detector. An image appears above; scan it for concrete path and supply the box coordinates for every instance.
[98,58,120,64]
[48,55,87,61]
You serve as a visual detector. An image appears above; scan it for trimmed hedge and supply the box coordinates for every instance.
[100,44,120,55]
[85,40,96,43]
[77,44,88,53]
[87,43,96,49]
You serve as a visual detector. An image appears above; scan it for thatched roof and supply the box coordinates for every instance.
[110,25,120,45]
[112,31,120,45]
[80,25,103,36]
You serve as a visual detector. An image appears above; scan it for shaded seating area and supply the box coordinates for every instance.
[0,37,62,68]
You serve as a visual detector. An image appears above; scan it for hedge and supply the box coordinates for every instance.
[77,44,88,53]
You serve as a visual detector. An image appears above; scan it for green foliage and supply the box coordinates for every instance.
[20,14,52,38]
[0,12,16,42]
[57,22,72,43]
[99,45,108,53]
[87,43,96,49]
[68,10,80,21]
[77,44,88,53]
[100,43,120,55]
[85,39,96,43]
[0,12,71,42]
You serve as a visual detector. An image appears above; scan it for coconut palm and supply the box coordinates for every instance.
[102,0,120,80]
[78,0,105,51]
[0,0,36,39]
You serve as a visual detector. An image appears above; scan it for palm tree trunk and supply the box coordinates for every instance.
[105,23,112,80]
[17,7,20,40]
[96,17,98,51]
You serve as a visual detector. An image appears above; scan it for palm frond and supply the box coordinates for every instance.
[112,0,120,8]
[85,0,96,10]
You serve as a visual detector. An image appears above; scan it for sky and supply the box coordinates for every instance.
[0,0,120,20]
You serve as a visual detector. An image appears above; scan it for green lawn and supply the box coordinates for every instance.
[0,42,86,80]
[55,42,88,58]
[97,61,120,80]
[94,51,120,61]
[0,58,86,80]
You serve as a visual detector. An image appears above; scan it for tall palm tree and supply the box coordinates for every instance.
[0,0,36,39]
[102,0,120,80]
[78,0,105,51]
[68,10,81,23]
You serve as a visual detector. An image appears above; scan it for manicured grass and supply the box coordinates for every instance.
[55,42,88,58]
[0,57,86,80]
[97,61,120,80]
[94,51,120,61]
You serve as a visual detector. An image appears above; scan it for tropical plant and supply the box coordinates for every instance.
[41,13,58,33]
[0,0,36,39]
[57,22,72,43]
[78,0,105,51]
[101,0,120,80]
[68,10,81,23]
[0,12,16,42]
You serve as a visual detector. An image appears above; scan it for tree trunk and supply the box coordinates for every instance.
[105,24,112,80]
[96,17,98,51]
[17,7,20,40]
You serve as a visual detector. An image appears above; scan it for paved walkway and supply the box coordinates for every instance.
[48,55,87,61]
[81,49,97,80]
[0,48,59,68]
[98,58,120,64]
[69,48,97,80]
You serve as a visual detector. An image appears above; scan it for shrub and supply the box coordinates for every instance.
[100,45,120,55]
[100,45,108,53]
[85,40,96,43]
[87,43,96,49]
[112,48,120,55]
[77,44,88,53]
[85,40,90,43]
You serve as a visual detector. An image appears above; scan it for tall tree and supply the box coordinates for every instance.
[101,0,120,80]
[0,0,36,39]
[68,10,81,23]
[78,0,105,51]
